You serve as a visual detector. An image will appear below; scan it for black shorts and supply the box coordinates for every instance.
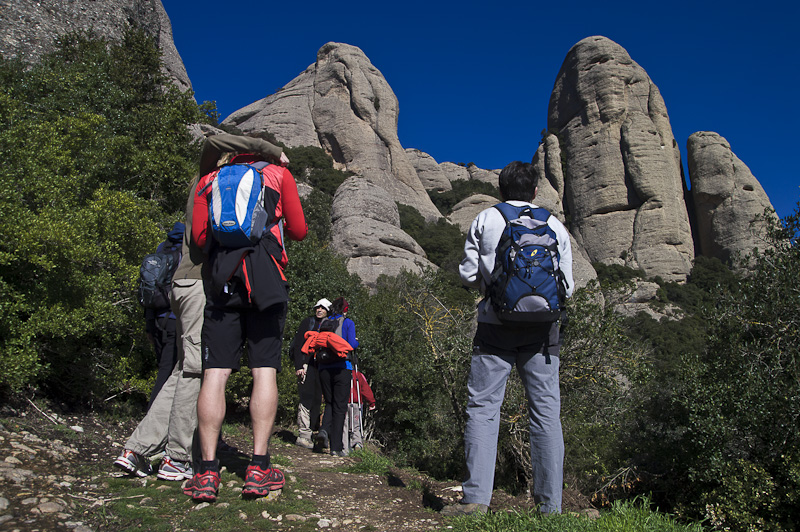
[201,302,286,371]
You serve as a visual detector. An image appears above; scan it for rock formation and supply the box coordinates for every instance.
[223,42,441,221]
[439,162,471,184]
[546,36,694,282]
[467,164,500,187]
[330,177,435,290]
[688,131,776,265]
[225,66,321,149]
[0,0,191,92]
[448,195,499,233]
[405,149,453,193]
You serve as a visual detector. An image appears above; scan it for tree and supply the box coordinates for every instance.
[633,205,800,531]
[0,29,207,403]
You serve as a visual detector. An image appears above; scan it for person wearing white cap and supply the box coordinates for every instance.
[289,298,332,448]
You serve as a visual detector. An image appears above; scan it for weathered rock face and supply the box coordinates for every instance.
[439,162,471,184]
[330,177,435,289]
[225,66,321,150]
[467,164,500,187]
[532,133,567,220]
[448,195,499,233]
[405,149,452,193]
[0,0,191,92]
[224,42,441,221]
[688,131,776,264]
[548,36,694,282]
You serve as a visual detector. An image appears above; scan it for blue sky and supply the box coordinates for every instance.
[165,0,798,219]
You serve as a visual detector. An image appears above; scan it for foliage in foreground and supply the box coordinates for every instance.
[0,29,206,402]
[446,498,702,532]
[621,206,800,532]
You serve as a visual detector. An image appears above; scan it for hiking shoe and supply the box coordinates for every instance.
[241,465,285,497]
[314,430,329,452]
[331,450,348,457]
[113,449,152,477]
[441,502,489,516]
[296,437,314,449]
[183,470,220,502]
[157,455,193,481]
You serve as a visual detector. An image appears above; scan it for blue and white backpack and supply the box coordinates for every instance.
[204,162,272,248]
[487,203,568,324]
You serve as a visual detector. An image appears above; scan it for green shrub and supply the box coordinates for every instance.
[285,145,351,196]
[300,188,334,242]
[355,270,473,480]
[397,203,465,271]
[592,263,645,286]
[631,205,800,531]
[0,29,204,402]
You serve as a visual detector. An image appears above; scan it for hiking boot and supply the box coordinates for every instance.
[113,449,152,477]
[183,470,220,502]
[156,455,193,481]
[296,437,314,449]
[314,430,329,452]
[241,465,285,497]
[441,502,489,516]
[331,450,348,457]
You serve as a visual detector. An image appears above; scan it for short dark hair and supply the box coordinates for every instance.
[498,161,538,201]
[332,297,349,315]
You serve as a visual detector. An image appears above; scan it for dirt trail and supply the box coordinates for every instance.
[0,402,591,531]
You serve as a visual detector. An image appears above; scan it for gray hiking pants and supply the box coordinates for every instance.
[462,347,563,513]
[125,279,205,462]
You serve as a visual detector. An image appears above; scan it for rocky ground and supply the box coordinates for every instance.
[0,400,594,531]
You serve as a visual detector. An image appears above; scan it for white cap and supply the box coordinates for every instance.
[314,298,332,312]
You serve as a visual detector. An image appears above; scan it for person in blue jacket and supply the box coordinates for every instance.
[314,297,358,456]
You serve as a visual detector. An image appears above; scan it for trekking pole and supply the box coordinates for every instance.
[353,357,364,444]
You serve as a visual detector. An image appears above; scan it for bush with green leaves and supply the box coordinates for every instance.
[0,29,206,402]
[354,269,474,479]
[624,206,800,531]
[397,203,465,271]
[285,145,351,197]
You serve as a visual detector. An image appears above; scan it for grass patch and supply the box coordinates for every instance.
[444,498,703,532]
[341,447,393,475]
[97,451,317,532]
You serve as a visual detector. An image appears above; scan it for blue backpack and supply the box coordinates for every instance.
[204,162,272,248]
[487,203,568,324]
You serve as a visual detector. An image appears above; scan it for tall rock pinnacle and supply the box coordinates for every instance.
[546,36,694,281]
[223,42,441,221]
[688,131,777,265]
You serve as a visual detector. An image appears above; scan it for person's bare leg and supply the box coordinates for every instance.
[250,367,278,456]
[196,368,232,462]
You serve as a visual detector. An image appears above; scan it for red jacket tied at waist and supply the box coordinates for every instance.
[301,330,353,360]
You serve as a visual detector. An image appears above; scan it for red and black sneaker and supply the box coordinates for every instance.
[183,470,220,502]
[241,465,285,497]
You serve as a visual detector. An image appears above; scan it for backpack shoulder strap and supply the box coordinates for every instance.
[493,202,515,223]
[494,202,540,223]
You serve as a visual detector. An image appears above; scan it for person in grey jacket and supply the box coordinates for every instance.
[443,161,574,516]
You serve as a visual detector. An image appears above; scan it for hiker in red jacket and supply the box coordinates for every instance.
[183,138,307,503]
